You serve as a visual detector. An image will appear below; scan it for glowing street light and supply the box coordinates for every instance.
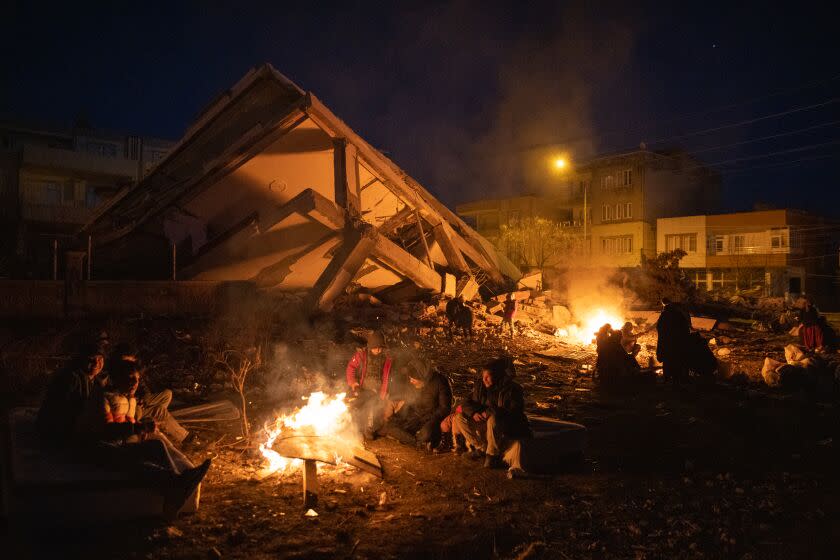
[553,157,567,170]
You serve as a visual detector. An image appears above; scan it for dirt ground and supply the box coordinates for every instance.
[3,317,840,559]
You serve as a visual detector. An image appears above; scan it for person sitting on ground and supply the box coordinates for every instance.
[346,330,395,439]
[656,297,692,383]
[502,294,517,338]
[620,322,641,358]
[82,358,211,520]
[595,324,642,383]
[105,342,191,444]
[37,341,107,445]
[380,356,453,451]
[451,357,531,472]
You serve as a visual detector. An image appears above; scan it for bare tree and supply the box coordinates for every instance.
[214,346,262,440]
[499,217,584,273]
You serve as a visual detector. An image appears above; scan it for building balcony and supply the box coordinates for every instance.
[23,144,139,179]
[21,203,95,225]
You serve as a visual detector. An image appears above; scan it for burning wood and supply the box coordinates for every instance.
[554,307,626,345]
[257,391,382,508]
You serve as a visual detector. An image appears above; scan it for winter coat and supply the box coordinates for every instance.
[461,376,531,439]
[37,366,99,444]
[413,371,453,423]
[656,303,691,362]
[346,349,393,399]
[503,299,517,320]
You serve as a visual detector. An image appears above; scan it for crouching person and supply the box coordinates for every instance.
[346,331,395,440]
[452,358,531,472]
[381,357,453,449]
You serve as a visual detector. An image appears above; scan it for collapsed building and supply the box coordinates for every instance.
[80,64,519,311]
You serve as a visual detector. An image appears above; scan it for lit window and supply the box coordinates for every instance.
[621,169,632,186]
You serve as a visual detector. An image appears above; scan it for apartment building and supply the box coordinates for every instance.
[657,210,839,304]
[456,148,719,270]
[0,121,173,278]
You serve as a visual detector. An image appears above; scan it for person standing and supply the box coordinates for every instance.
[799,297,827,351]
[656,298,691,383]
[502,293,517,338]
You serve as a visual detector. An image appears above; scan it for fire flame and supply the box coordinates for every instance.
[554,307,625,345]
[259,391,354,476]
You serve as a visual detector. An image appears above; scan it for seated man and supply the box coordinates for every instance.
[452,358,531,471]
[380,357,453,450]
[346,331,395,439]
[108,343,190,444]
[37,341,107,445]
[619,322,641,358]
[595,324,642,384]
[83,359,211,520]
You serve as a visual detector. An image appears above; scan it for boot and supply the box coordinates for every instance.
[483,454,504,469]
[163,459,211,520]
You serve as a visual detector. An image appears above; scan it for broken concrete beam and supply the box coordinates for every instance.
[432,221,470,274]
[263,188,346,231]
[377,206,415,236]
[372,234,441,292]
[494,290,531,302]
[307,228,376,312]
[483,314,503,325]
[517,271,542,291]
[692,317,718,331]
[456,275,480,301]
[442,273,456,297]
[486,303,503,314]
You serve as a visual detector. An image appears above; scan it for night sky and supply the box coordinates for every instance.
[2,1,839,215]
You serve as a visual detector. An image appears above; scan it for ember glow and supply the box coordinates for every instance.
[555,307,625,345]
[259,391,356,476]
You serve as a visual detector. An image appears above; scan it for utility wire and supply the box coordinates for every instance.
[687,120,840,155]
[645,98,839,146]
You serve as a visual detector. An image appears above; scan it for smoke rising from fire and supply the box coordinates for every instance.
[315,1,644,206]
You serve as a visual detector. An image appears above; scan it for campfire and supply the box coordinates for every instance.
[554,307,625,345]
[259,391,358,477]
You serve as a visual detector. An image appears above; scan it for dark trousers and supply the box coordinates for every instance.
[662,360,689,383]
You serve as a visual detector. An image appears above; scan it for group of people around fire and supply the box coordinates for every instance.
[345,329,530,475]
[35,290,834,517]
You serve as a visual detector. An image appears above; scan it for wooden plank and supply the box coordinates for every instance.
[303,459,318,509]
[346,446,383,478]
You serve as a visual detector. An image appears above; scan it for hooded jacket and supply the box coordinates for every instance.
[346,349,393,399]
[461,371,530,439]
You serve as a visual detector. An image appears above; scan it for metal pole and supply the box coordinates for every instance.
[53,239,58,280]
[87,235,92,280]
[172,243,177,281]
[583,185,588,257]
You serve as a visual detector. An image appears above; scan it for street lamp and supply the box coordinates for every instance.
[553,157,567,170]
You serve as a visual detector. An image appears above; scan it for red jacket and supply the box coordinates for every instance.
[346,349,393,399]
